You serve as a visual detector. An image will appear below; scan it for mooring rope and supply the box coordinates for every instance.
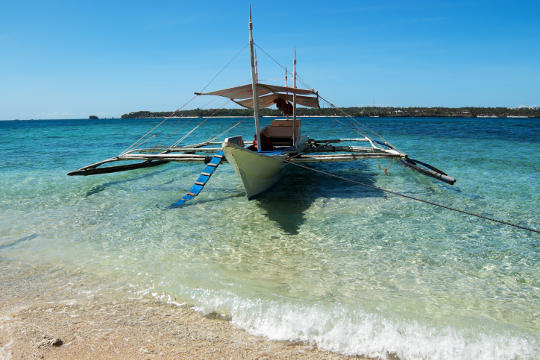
[284,160,539,234]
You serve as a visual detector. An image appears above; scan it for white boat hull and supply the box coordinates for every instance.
[222,141,286,199]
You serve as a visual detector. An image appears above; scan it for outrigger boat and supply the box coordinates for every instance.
[68,9,455,205]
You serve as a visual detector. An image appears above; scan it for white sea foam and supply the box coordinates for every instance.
[0,316,14,360]
[186,289,538,360]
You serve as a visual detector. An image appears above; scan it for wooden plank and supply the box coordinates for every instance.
[118,154,218,163]
[289,153,404,162]
[311,138,371,143]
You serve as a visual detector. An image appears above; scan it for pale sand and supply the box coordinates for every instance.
[0,263,373,360]
[0,299,373,360]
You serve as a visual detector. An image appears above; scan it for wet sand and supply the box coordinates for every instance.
[0,299,374,359]
[0,262,371,360]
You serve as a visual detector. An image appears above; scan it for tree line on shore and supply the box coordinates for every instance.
[121,106,539,119]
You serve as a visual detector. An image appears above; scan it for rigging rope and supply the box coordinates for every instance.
[334,119,376,146]
[285,160,539,234]
[204,120,243,144]
[159,97,230,146]
[196,43,249,94]
[119,93,201,155]
[166,98,233,149]
[120,119,169,155]
[317,94,403,153]
[120,44,248,155]
[254,42,401,152]
[127,134,157,151]
[169,118,209,149]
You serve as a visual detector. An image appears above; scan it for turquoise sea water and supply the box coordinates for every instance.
[1,117,538,359]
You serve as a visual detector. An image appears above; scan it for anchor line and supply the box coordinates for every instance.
[284,160,539,234]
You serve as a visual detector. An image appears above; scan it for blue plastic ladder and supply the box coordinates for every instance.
[172,150,224,207]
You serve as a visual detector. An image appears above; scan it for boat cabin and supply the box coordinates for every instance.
[260,119,299,147]
[249,119,300,151]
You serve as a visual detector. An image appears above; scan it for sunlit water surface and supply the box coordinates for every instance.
[1,117,538,359]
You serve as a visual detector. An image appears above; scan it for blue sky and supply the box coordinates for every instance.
[1,0,539,119]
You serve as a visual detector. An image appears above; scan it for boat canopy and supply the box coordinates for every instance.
[195,83,319,109]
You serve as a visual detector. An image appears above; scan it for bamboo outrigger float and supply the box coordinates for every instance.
[68,8,455,205]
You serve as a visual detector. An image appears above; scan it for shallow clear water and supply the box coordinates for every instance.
[1,117,539,359]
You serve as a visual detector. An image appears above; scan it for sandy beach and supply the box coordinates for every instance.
[0,300,373,360]
[0,262,369,360]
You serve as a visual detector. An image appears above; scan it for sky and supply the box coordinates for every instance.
[1,0,539,119]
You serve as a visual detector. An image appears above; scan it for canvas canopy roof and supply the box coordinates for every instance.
[195,83,319,109]
[234,93,319,109]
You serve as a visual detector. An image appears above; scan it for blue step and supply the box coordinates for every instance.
[172,150,224,207]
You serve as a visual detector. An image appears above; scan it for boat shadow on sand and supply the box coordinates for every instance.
[254,162,384,235]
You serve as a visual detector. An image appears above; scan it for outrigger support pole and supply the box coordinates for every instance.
[400,157,456,185]
[67,159,169,176]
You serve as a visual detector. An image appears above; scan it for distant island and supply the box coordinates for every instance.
[121,106,539,119]
[89,115,99,119]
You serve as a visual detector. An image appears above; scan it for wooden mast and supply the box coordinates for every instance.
[249,6,262,152]
[292,47,297,145]
[285,67,289,121]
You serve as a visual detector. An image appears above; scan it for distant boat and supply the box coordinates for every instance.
[68,8,456,205]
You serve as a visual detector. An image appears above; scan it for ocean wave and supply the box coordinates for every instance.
[182,289,538,360]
